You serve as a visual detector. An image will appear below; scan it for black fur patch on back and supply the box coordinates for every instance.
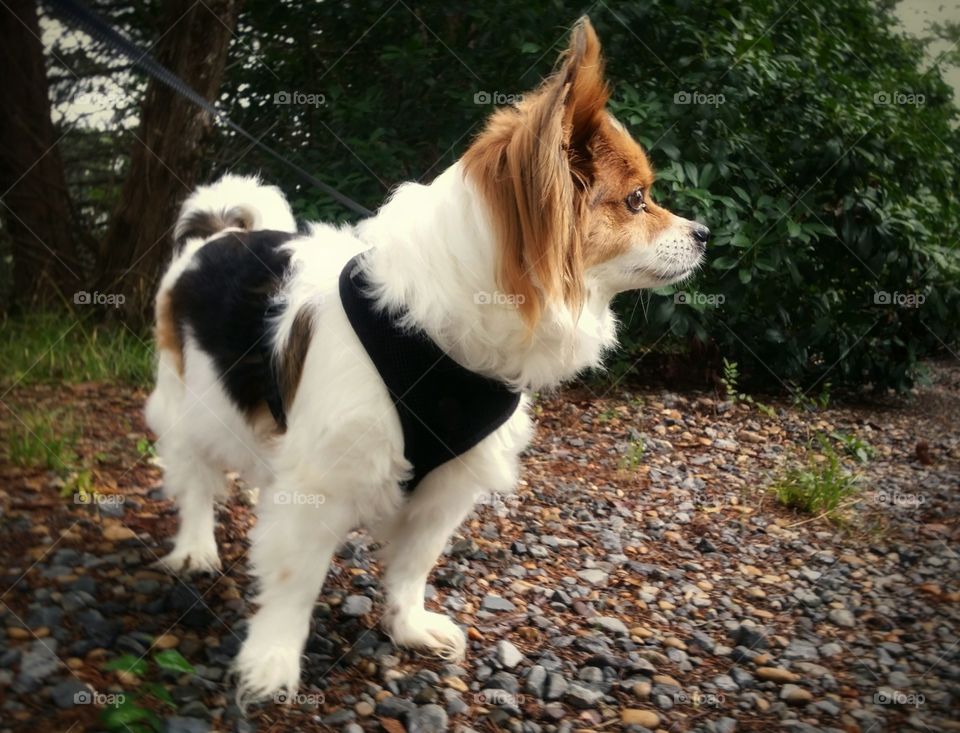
[170,229,297,425]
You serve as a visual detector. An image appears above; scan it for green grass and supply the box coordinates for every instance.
[772,438,860,518]
[0,311,154,389]
[619,438,646,470]
[831,431,875,463]
[7,409,81,472]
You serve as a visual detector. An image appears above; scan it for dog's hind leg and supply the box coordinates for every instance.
[153,439,225,575]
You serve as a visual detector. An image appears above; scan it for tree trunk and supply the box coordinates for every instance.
[98,0,241,324]
[0,0,86,310]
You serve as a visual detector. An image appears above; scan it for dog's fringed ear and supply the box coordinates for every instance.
[558,17,610,154]
[463,17,609,328]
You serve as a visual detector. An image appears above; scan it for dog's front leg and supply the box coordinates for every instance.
[234,479,355,704]
[378,466,481,661]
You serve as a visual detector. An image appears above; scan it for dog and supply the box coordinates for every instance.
[144,16,709,702]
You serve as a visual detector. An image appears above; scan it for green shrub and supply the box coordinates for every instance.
[772,438,860,517]
[45,0,959,392]
[606,0,959,392]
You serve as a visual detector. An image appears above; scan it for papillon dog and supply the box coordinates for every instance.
[145,16,709,702]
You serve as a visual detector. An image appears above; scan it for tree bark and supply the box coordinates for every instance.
[0,0,86,309]
[98,0,241,324]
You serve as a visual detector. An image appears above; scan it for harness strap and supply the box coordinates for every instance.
[339,255,522,491]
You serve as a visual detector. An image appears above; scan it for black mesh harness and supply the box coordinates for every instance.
[338,254,522,491]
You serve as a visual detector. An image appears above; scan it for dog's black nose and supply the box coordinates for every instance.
[693,224,711,246]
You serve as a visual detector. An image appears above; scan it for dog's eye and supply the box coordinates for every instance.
[625,188,646,213]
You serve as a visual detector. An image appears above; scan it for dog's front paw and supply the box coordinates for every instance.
[384,608,466,661]
[233,635,302,706]
[153,542,221,575]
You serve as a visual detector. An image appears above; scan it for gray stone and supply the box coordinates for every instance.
[713,674,739,692]
[576,569,609,585]
[376,696,417,718]
[526,665,547,698]
[51,679,93,708]
[715,718,738,733]
[342,595,373,616]
[564,682,604,709]
[592,616,629,636]
[407,703,448,733]
[16,639,60,689]
[164,718,210,733]
[497,640,523,669]
[544,672,569,701]
[481,594,516,612]
[828,608,856,628]
[784,639,820,661]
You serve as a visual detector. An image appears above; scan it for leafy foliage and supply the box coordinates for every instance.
[42,0,960,392]
[772,436,861,517]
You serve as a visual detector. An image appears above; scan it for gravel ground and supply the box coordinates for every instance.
[0,362,958,733]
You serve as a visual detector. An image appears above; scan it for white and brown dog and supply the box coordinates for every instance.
[145,17,708,702]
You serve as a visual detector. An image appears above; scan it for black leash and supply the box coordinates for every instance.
[43,0,374,218]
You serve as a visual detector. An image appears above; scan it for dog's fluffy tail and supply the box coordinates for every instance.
[173,174,297,246]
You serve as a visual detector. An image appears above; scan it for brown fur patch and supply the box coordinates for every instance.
[277,309,314,415]
[155,290,183,376]
[463,17,665,327]
[582,121,670,267]
[175,207,254,247]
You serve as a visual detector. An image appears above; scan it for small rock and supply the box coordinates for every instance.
[497,640,523,669]
[103,525,137,542]
[780,684,813,705]
[164,717,210,733]
[755,667,798,683]
[341,595,372,617]
[576,568,609,585]
[565,682,604,709]
[621,708,660,727]
[827,608,856,628]
[592,616,629,636]
[407,703,448,733]
[481,594,516,613]
[51,679,93,708]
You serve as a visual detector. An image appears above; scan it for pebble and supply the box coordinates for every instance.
[497,640,523,669]
[341,595,372,616]
[621,708,660,727]
[780,684,813,705]
[592,616,629,636]
[50,679,92,708]
[481,594,516,612]
[827,608,856,627]
[756,667,799,683]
